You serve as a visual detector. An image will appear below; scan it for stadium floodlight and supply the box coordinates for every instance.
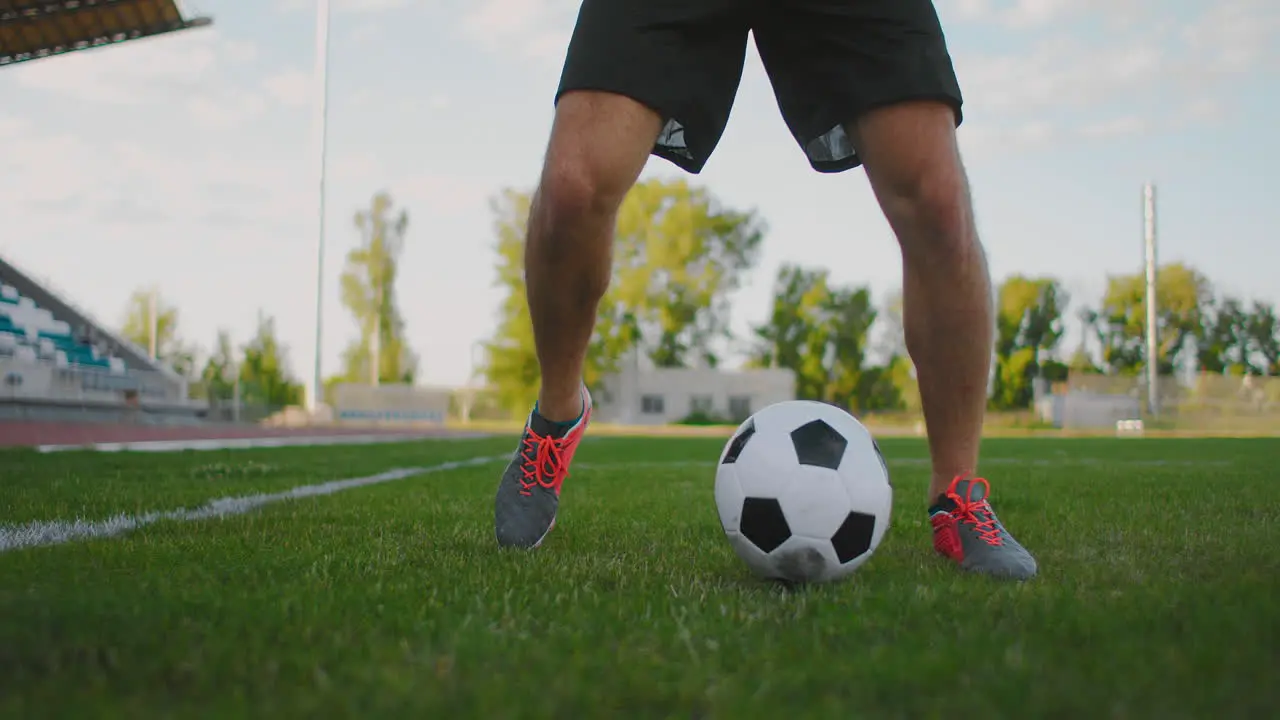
[306,0,332,414]
[1143,183,1158,418]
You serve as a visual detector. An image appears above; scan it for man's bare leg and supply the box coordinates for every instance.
[494,90,662,549]
[848,101,1036,579]
[847,101,990,500]
[526,91,663,422]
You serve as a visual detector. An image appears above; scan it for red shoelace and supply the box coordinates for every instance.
[518,429,570,496]
[945,476,1004,546]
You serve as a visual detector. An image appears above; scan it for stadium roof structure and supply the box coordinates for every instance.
[0,0,212,68]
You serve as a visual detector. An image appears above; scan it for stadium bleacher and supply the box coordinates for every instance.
[0,282,125,374]
[0,257,198,421]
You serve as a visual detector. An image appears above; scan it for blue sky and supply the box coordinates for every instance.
[0,0,1276,390]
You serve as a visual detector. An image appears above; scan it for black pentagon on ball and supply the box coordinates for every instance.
[789,419,848,470]
[720,419,755,464]
[739,497,791,553]
[831,511,877,564]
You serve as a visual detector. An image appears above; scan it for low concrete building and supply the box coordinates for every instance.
[594,362,796,425]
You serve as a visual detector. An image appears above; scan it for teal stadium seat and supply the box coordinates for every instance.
[0,283,117,371]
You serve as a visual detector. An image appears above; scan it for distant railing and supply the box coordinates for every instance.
[0,357,188,405]
[1065,371,1280,430]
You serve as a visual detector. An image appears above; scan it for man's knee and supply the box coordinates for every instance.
[530,91,663,245]
[884,165,975,261]
[850,101,977,260]
[534,158,629,237]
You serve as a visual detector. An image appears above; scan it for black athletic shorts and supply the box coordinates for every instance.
[555,0,963,174]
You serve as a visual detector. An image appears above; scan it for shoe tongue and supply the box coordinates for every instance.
[529,411,570,439]
[953,477,987,503]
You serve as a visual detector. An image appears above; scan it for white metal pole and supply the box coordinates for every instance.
[371,280,382,386]
[147,287,158,359]
[1143,183,1159,417]
[306,0,332,413]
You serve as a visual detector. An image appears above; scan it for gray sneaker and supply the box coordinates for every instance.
[929,475,1038,580]
[493,387,592,549]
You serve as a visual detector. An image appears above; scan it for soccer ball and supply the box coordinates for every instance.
[714,400,892,584]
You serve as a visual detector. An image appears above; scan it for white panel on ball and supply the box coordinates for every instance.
[713,463,746,534]
[778,469,851,540]
[729,428,801,499]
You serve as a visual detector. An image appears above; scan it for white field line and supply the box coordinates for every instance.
[575,457,1231,469]
[0,455,505,554]
[34,432,492,454]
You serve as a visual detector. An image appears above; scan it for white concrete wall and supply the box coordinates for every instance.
[594,365,796,425]
[332,383,450,424]
[1060,392,1141,429]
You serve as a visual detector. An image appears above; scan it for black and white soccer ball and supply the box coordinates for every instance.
[714,400,892,584]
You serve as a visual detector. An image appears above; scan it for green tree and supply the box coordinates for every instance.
[1041,358,1070,382]
[1196,297,1250,375]
[238,312,303,409]
[989,276,1068,409]
[120,288,196,377]
[748,264,878,409]
[1083,262,1211,375]
[482,180,765,415]
[853,360,905,412]
[338,191,418,385]
[199,329,237,401]
[618,179,765,367]
[1245,301,1279,375]
[483,190,543,414]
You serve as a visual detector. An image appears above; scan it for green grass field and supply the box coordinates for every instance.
[1,435,1277,719]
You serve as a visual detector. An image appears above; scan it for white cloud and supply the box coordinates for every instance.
[275,0,428,15]
[397,173,493,217]
[460,0,575,61]
[1183,0,1280,76]
[7,28,292,130]
[950,0,993,22]
[953,0,1277,144]
[328,153,492,218]
[186,90,271,130]
[0,115,315,373]
[10,31,223,104]
[946,0,1150,29]
[960,38,1164,113]
[0,113,27,137]
[263,69,312,107]
[1003,0,1076,28]
[1079,115,1147,138]
[1,128,305,227]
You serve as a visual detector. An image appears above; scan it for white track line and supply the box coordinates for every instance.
[0,455,504,554]
[34,432,492,454]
